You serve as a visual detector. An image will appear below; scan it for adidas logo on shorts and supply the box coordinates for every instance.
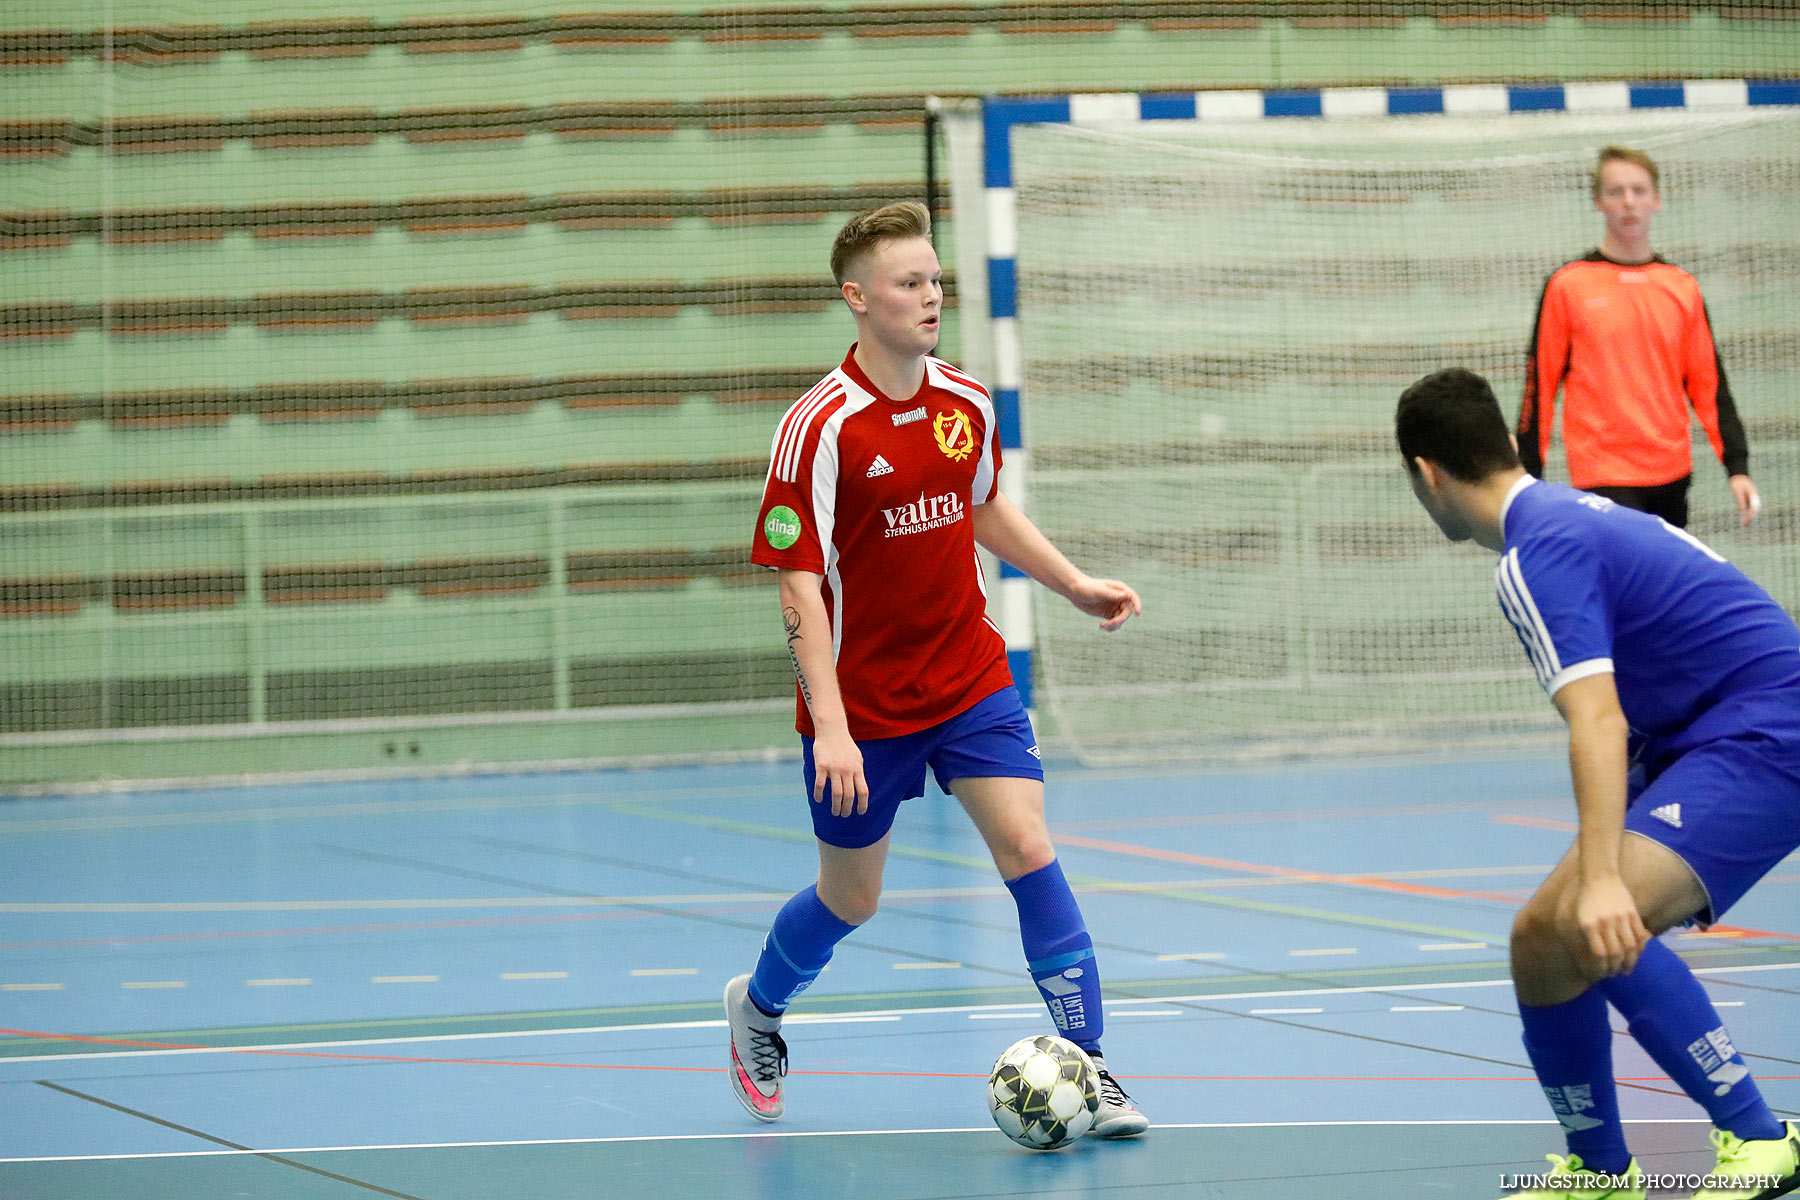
[1650,802,1682,828]
[866,455,894,478]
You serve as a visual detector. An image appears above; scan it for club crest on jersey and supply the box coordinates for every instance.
[933,410,974,462]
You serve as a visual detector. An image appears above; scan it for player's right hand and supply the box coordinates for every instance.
[1574,874,1650,977]
[811,728,869,818]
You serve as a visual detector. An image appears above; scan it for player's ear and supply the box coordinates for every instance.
[841,279,866,314]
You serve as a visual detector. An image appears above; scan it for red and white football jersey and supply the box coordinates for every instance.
[753,346,1013,739]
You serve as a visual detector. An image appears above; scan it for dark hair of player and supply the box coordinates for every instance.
[1395,367,1523,483]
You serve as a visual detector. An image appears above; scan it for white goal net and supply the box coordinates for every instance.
[1003,106,1800,762]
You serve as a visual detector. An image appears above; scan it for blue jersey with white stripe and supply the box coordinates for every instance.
[1497,478,1800,744]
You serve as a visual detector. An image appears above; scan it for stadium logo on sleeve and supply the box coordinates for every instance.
[933,410,974,462]
[763,506,802,550]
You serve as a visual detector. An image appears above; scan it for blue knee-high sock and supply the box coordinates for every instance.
[747,884,858,1016]
[1005,859,1105,1055]
[1597,937,1784,1142]
[1519,988,1632,1174]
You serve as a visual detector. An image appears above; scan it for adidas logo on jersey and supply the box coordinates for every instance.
[1650,802,1682,828]
[866,455,894,478]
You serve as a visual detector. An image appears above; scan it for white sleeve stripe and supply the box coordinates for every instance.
[1547,658,1614,696]
[777,382,835,483]
[1498,600,1554,689]
[1495,575,1553,686]
[930,358,992,398]
[775,377,838,481]
[774,377,828,471]
[1503,551,1562,678]
[775,382,842,483]
[773,385,822,483]
[1495,550,1562,688]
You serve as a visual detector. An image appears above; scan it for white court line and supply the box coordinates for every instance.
[0,1118,1717,1164]
[1391,1005,1464,1012]
[1419,942,1488,952]
[1157,952,1226,961]
[3,962,1790,1066]
[1110,1009,1182,1017]
[1249,1007,1324,1015]
[968,1012,1040,1021]
[1290,948,1356,957]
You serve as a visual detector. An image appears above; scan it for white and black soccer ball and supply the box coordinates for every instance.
[986,1035,1100,1150]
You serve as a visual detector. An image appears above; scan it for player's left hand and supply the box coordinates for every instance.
[1729,474,1760,526]
[1574,874,1650,978]
[1066,576,1142,632]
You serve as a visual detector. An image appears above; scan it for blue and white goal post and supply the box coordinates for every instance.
[939,80,1800,759]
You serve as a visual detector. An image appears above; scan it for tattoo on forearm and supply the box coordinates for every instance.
[782,605,814,708]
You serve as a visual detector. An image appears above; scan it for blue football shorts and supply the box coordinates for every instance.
[1626,692,1800,924]
[801,685,1044,849]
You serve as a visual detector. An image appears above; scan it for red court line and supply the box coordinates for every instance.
[1056,832,1800,940]
[1052,833,1523,904]
[1056,800,1507,833]
[1493,813,1579,832]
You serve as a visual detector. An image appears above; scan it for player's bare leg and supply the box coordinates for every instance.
[814,835,891,928]
[952,775,1148,1138]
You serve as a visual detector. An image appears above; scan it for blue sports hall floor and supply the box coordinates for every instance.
[1,753,1796,1199]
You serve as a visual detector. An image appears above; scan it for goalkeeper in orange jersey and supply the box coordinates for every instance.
[1516,145,1759,529]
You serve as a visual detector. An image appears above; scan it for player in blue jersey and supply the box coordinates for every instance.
[1397,368,1800,1200]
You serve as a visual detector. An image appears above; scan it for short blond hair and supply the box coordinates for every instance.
[830,201,930,285]
[1592,145,1659,197]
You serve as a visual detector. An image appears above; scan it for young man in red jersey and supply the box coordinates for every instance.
[1517,146,1759,529]
[724,202,1148,1137]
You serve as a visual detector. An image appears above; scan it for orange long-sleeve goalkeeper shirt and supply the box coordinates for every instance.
[1516,251,1749,489]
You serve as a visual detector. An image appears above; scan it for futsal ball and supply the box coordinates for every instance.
[986,1035,1100,1150]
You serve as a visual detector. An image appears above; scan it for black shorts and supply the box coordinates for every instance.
[1587,476,1691,528]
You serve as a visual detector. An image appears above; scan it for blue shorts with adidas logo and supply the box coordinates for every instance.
[1626,689,1800,924]
[801,685,1043,849]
